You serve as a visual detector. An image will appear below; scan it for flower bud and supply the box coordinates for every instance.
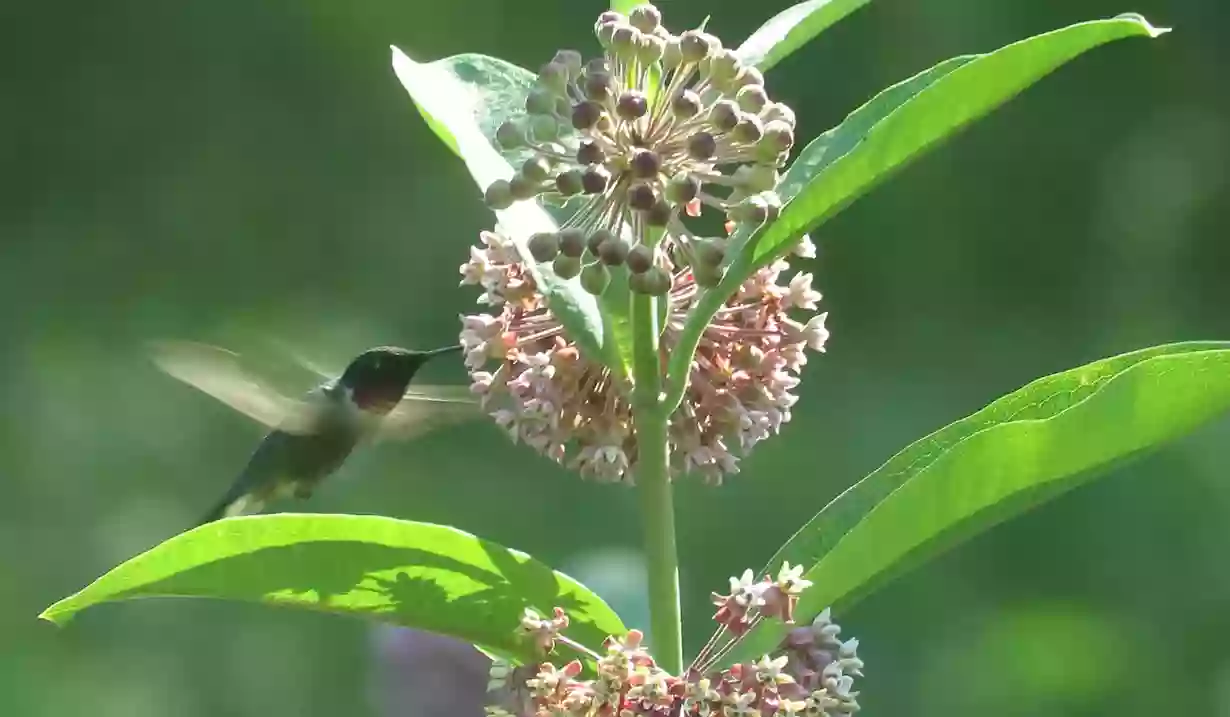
[646,199,673,227]
[733,113,764,144]
[736,66,765,89]
[553,50,583,79]
[528,232,560,262]
[484,179,514,209]
[529,115,561,142]
[632,266,671,295]
[760,120,795,154]
[735,84,769,114]
[628,181,658,211]
[598,237,629,266]
[558,228,586,258]
[538,62,568,94]
[629,4,662,34]
[679,30,714,63]
[580,261,611,295]
[761,102,796,128]
[630,148,661,179]
[495,120,526,149]
[671,89,701,119]
[626,244,654,274]
[587,228,613,255]
[555,170,583,196]
[709,100,740,132]
[526,88,558,116]
[521,156,551,183]
[616,90,649,121]
[735,164,779,193]
[509,174,539,201]
[581,165,611,194]
[576,140,605,166]
[665,173,700,203]
[583,71,612,102]
[611,24,642,60]
[552,254,582,280]
[571,101,604,131]
[662,38,683,71]
[595,16,622,48]
[707,50,741,85]
[688,131,717,160]
[637,34,665,64]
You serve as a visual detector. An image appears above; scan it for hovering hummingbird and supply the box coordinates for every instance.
[150,340,479,525]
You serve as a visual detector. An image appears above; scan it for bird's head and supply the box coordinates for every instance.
[338,345,461,414]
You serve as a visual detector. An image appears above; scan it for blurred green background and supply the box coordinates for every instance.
[4,0,1229,715]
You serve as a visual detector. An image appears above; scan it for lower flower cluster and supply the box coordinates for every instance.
[486,565,863,717]
[460,227,828,485]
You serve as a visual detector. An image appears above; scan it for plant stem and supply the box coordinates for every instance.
[631,291,684,675]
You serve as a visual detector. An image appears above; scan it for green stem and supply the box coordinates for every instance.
[631,291,684,675]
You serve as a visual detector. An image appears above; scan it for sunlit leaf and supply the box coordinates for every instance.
[717,342,1230,666]
[737,0,871,72]
[665,15,1167,408]
[749,14,1169,264]
[391,47,622,370]
[41,514,627,667]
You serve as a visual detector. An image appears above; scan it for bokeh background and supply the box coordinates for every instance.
[4,0,1229,715]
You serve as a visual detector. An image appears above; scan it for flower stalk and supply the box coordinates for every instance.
[631,276,683,673]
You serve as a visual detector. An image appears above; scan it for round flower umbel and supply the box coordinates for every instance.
[485,3,797,292]
[483,565,865,717]
[460,3,828,483]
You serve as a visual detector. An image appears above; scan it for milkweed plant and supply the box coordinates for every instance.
[41,2,1230,716]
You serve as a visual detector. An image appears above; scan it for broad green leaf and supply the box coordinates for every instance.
[610,0,639,13]
[664,16,1165,410]
[773,55,975,206]
[41,514,627,667]
[391,47,621,371]
[395,52,537,169]
[737,0,872,72]
[717,342,1230,666]
[749,14,1169,264]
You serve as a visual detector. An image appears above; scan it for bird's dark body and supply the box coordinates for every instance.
[198,417,361,525]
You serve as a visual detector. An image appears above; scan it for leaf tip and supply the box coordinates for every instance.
[1113,12,1171,37]
[37,605,70,627]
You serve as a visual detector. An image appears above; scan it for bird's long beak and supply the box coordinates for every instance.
[422,344,464,359]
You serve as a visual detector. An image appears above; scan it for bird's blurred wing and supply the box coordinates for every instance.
[149,340,318,434]
[265,337,343,385]
[376,389,482,442]
[404,384,478,404]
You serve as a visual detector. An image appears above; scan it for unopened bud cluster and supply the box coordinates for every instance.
[484,3,796,296]
[485,564,864,717]
[461,5,827,484]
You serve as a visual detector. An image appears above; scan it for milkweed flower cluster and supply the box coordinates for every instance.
[460,3,828,484]
[485,564,864,717]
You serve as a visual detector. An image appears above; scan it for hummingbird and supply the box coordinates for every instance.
[150,340,479,525]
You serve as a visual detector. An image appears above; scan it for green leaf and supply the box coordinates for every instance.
[41,514,627,667]
[716,342,1230,666]
[391,47,621,371]
[610,0,640,14]
[737,0,872,72]
[749,14,1169,264]
[394,52,537,169]
[664,16,1166,413]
